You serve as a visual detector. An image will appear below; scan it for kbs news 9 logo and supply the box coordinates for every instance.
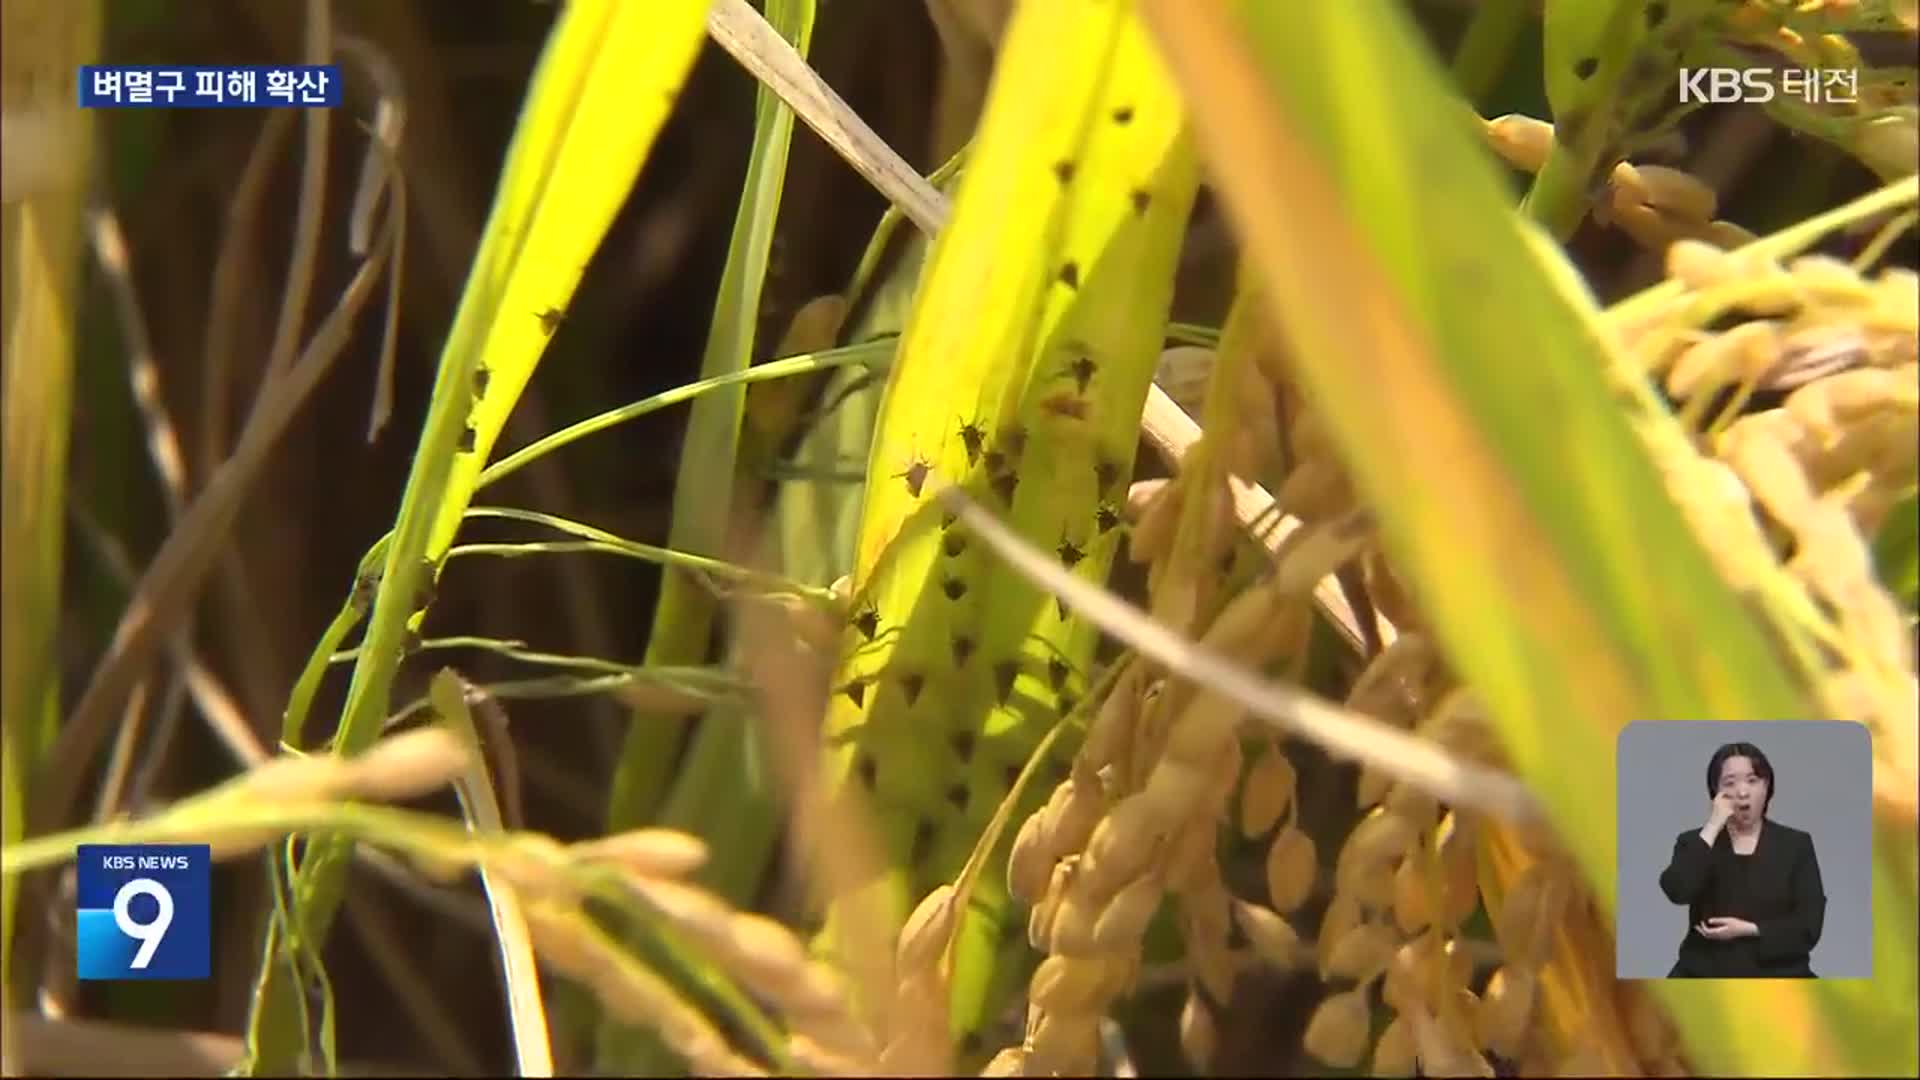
[75,844,211,980]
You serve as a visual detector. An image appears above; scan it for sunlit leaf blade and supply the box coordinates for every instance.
[248,2,714,1069]
[813,0,1198,1052]
[1141,1,1916,1075]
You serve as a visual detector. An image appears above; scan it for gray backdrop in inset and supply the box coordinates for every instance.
[1614,720,1873,979]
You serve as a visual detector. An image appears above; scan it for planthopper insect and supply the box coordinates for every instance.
[896,455,933,499]
[958,417,988,467]
[1059,351,1098,395]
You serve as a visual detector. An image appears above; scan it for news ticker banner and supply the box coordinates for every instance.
[79,65,341,109]
[75,843,212,980]
[79,62,1862,110]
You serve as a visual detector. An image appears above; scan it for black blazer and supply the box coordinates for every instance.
[1657,818,1825,978]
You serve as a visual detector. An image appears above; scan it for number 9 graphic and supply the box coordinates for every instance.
[112,878,174,969]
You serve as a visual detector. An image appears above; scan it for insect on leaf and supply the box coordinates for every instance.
[1526,0,1723,237]
[812,0,1200,1053]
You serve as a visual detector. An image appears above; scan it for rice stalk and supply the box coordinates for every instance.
[1,4,101,1062]
[251,3,715,1068]
[801,2,1200,1067]
[1140,1,1916,1074]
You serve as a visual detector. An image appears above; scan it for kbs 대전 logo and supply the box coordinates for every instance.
[1678,67,1858,105]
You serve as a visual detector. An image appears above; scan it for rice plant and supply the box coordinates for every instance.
[3,0,1915,1076]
